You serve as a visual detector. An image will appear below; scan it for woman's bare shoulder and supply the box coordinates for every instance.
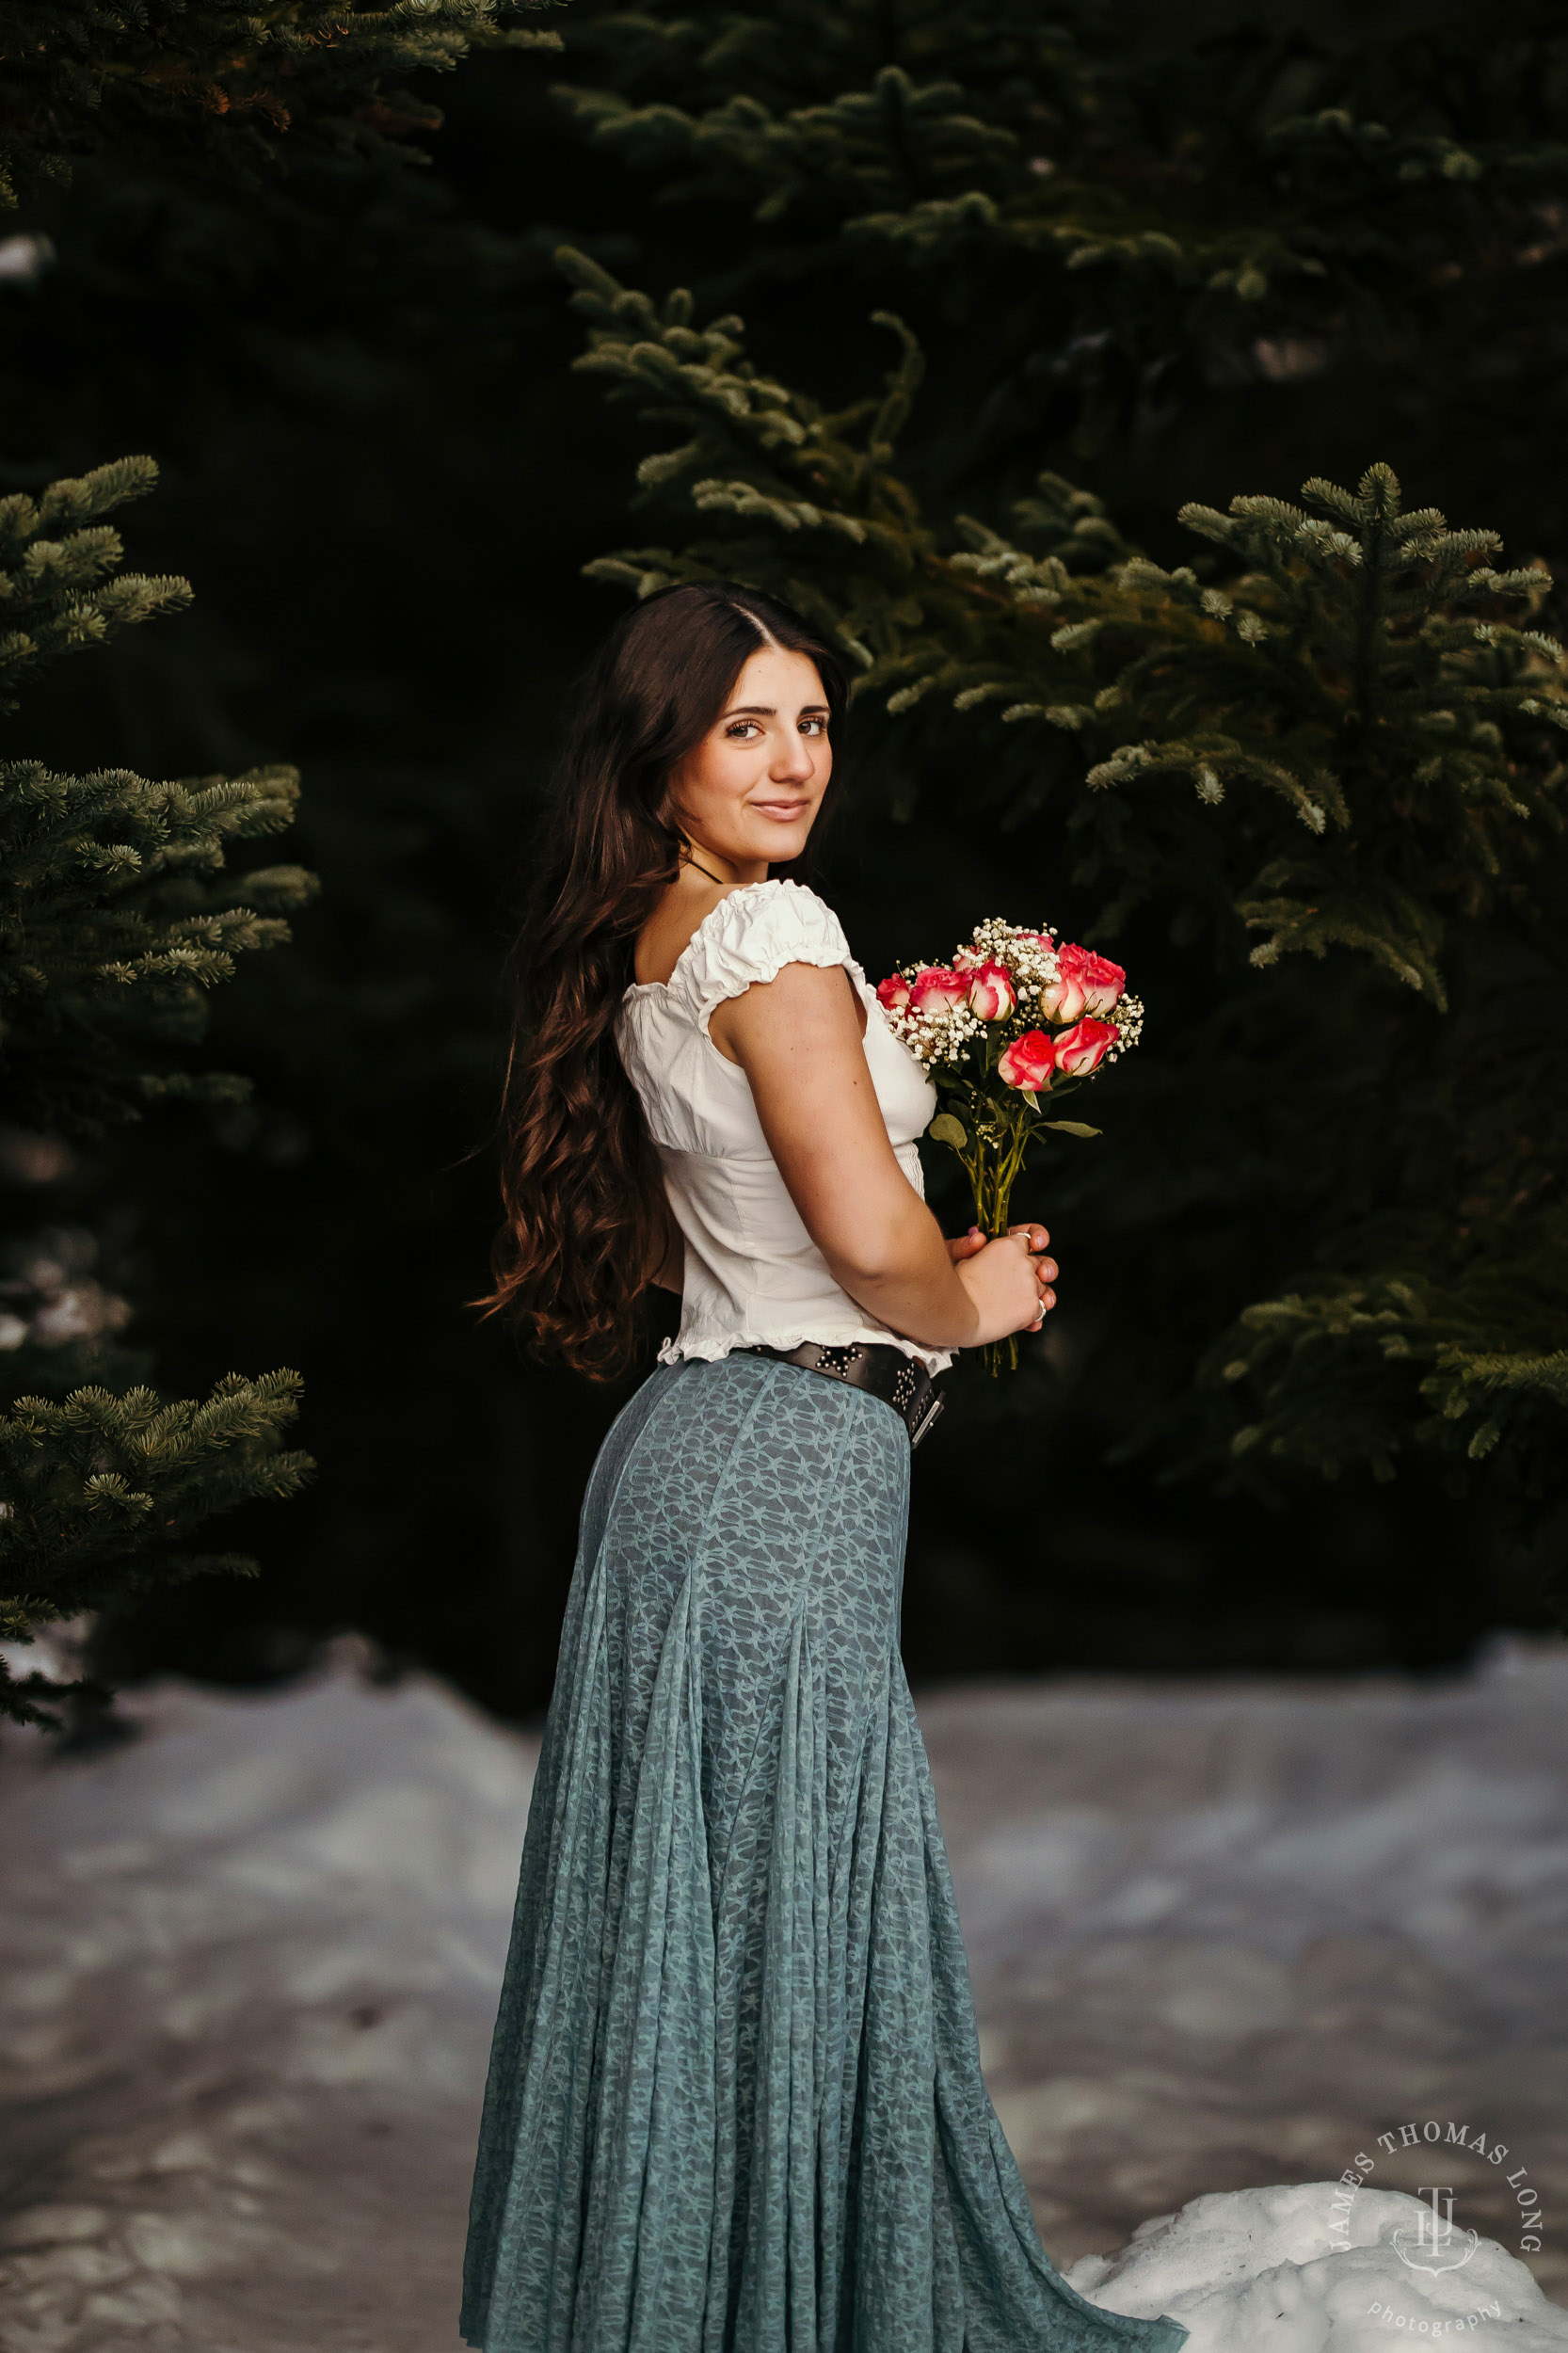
[632,880,747,987]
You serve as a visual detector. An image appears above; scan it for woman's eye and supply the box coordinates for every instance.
[723,714,827,739]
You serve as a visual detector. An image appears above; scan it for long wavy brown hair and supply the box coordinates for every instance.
[479,580,849,1380]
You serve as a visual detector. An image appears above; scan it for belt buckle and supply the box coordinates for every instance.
[908,1390,944,1449]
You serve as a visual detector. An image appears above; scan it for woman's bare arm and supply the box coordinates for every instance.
[709,961,1052,1350]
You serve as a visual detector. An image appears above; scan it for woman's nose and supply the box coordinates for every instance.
[772,734,817,783]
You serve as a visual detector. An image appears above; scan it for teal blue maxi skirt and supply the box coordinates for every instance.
[461,1353,1189,2353]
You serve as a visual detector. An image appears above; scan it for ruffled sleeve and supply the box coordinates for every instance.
[678,879,864,1040]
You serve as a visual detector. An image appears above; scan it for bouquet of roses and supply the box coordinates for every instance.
[875,920,1144,1372]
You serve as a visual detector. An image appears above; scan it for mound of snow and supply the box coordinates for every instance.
[1067,2181,1568,2353]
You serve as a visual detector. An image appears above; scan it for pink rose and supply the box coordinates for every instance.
[876,972,912,1013]
[998,1029,1055,1092]
[1053,1016,1118,1076]
[1036,966,1085,1024]
[966,960,1016,1020]
[908,966,970,1016]
[1047,941,1125,1018]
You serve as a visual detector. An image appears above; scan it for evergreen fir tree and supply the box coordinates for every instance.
[559,248,1568,1574]
[0,457,315,1724]
[552,0,1568,518]
[0,0,560,1719]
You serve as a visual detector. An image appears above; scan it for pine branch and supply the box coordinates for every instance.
[563,62,1019,227]
[0,1369,312,1725]
[1216,1205,1568,1502]
[0,0,562,206]
[0,759,315,1135]
[560,246,941,674]
[0,457,192,712]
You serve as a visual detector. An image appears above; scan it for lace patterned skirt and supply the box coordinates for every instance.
[460,1353,1189,2353]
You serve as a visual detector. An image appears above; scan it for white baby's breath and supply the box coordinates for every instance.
[1103,990,1144,1057]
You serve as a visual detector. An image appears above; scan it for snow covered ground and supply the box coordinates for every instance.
[2,1632,1566,2352]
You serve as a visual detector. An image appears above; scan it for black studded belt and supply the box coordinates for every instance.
[738,1338,946,1449]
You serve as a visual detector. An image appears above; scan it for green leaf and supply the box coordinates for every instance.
[927,1112,968,1147]
[1042,1119,1101,1138]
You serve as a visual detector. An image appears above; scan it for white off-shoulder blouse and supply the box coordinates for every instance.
[616,878,952,1377]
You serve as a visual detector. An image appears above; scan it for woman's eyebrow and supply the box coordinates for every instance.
[722,702,830,717]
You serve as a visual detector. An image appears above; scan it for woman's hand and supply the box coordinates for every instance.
[1003,1220,1057,1319]
[948,1224,1058,1343]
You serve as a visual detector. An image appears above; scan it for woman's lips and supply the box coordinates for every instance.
[752,799,809,819]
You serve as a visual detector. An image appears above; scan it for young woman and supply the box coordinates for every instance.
[461,582,1189,2353]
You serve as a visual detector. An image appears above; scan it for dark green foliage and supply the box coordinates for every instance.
[0,1372,311,1727]
[1217,1238,1568,1497]
[0,460,313,1135]
[562,248,937,657]
[872,464,1568,1004]
[0,456,315,1134]
[556,0,1568,494]
[0,456,189,707]
[0,457,314,1724]
[0,0,561,517]
[0,1,569,1729]
[0,0,593,1727]
[0,0,555,206]
[2,755,308,1133]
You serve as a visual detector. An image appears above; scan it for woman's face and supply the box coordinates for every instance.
[667,644,832,872]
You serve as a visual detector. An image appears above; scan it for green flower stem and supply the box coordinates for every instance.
[939,1060,1091,1374]
[952,1089,1038,1375]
